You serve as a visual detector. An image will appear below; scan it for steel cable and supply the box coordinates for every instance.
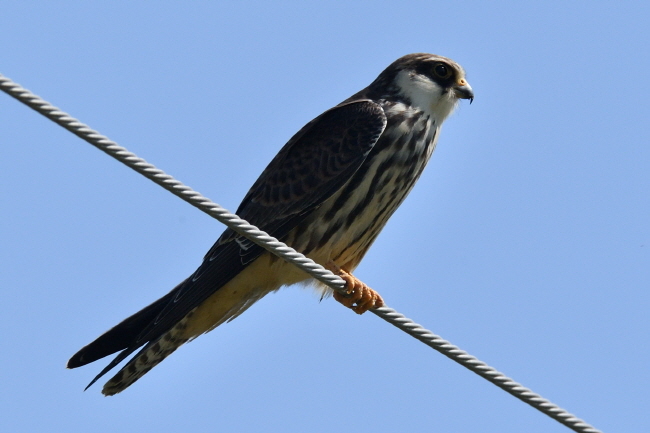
[1,73,603,433]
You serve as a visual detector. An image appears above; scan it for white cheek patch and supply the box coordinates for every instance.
[395,70,459,123]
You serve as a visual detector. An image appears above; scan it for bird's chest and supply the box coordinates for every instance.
[347,112,438,227]
[302,110,438,267]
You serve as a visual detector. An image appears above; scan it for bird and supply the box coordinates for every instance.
[67,53,474,395]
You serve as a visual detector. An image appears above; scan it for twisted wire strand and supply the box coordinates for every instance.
[0,74,603,433]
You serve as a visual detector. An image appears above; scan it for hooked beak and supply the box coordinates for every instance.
[453,78,474,104]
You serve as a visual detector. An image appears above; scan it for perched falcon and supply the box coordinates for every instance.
[68,53,474,395]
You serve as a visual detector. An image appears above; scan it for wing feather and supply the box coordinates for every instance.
[69,99,386,385]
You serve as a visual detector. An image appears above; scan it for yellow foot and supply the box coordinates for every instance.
[327,262,384,314]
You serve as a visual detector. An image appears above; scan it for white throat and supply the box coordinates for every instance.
[395,70,459,124]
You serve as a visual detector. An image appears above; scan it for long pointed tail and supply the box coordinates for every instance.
[101,309,196,396]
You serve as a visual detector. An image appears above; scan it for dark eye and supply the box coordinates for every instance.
[434,64,450,78]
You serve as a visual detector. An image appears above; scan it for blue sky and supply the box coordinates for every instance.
[1,1,648,432]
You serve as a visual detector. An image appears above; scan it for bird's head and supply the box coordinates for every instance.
[372,53,473,123]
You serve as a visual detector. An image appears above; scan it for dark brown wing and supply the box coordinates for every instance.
[209,99,387,257]
[68,99,386,383]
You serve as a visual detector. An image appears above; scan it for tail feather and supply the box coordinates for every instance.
[67,286,179,369]
[69,253,281,394]
[101,309,196,396]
